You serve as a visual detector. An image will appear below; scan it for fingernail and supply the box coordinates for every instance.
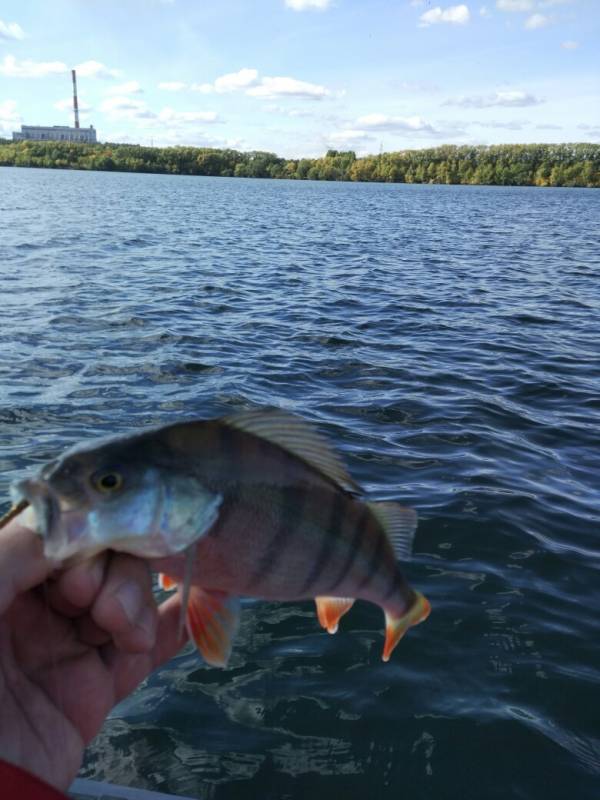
[116,581,143,624]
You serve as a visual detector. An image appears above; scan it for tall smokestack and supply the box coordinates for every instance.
[71,69,80,129]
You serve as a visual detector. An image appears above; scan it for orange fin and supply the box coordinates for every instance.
[382,590,430,662]
[158,573,178,591]
[186,587,240,668]
[315,596,355,634]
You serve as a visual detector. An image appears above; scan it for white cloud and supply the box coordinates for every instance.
[110,80,143,95]
[357,113,436,133]
[158,81,187,91]
[327,129,375,144]
[187,68,330,101]
[100,96,155,119]
[75,60,121,80]
[419,4,470,26]
[247,76,329,99]
[524,12,550,27]
[100,96,220,127]
[0,19,24,40]
[0,99,21,137]
[578,125,600,140]
[561,40,579,49]
[445,89,543,107]
[263,104,316,118]
[0,54,67,78]
[191,82,214,94]
[496,0,533,9]
[396,79,441,93]
[475,119,525,129]
[157,107,219,123]
[54,97,92,113]
[192,68,259,94]
[536,123,562,129]
[214,68,259,93]
[285,0,331,10]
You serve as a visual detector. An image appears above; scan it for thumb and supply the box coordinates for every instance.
[0,513,54,614]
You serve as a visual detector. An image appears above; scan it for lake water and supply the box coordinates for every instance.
[1,166,599,800]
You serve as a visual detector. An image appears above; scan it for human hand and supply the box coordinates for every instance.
[0,514,187,791]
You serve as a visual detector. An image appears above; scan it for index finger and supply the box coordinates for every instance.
[0,513,54,614]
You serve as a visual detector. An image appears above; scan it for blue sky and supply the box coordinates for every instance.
[0,0,598,156]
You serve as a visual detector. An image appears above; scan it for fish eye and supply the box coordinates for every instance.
[92,471,124,494]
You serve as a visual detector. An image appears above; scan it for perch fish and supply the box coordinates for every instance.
[7,409,430,666]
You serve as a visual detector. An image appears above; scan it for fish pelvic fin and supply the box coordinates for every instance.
[158,573,178,591]
[382,590,430,662]
[367,501,418,561]
[315,596,355,634]
[186,587,240,668]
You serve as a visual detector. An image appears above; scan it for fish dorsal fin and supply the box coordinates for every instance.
[222,408,361,494]
[367,501,418,561]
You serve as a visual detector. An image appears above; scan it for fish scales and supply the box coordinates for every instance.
[156,484,410,612]
[7,408,430,666]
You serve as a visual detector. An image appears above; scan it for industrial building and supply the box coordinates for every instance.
[12,124,97,143]
[12,69,98,144]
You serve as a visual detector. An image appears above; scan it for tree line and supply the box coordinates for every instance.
[0,140,598,187]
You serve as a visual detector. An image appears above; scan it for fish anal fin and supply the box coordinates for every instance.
[368,502,418,561]
[382,590,430,662]
[315,596,355,634]
[186,587,240,668]
[222,408,361,494]
[158,573,178,591]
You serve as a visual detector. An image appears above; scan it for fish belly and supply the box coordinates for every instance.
[153,486,412,615]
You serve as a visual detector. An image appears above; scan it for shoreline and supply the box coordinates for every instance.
[1,141,598,188]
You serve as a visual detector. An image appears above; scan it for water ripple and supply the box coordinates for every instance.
[1,169,599,800]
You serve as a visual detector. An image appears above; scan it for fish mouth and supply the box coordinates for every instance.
[10,478,59,539]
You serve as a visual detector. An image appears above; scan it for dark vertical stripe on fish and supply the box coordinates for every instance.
[327,503,371,593]
[245,486,303,592]
[298,492,346,595]
[381,567,403,602]
[218,421,237,458]
[356,523,385,591]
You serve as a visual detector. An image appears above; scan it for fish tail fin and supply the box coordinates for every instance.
[186,587,241,668]
[315,596,355,634]
[382,590,430,662]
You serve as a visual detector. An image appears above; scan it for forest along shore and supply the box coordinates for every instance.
[0,141,598,187]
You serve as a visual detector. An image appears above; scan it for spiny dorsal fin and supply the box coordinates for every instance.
[367,501,417,561]
[222,408,361,494]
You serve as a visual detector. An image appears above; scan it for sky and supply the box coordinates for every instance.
[0,0,598,157]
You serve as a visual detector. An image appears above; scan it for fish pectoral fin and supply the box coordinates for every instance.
[382,590,431,662]
[186,587,240,668]
[315,596,355,634]
[158,573,178,591]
